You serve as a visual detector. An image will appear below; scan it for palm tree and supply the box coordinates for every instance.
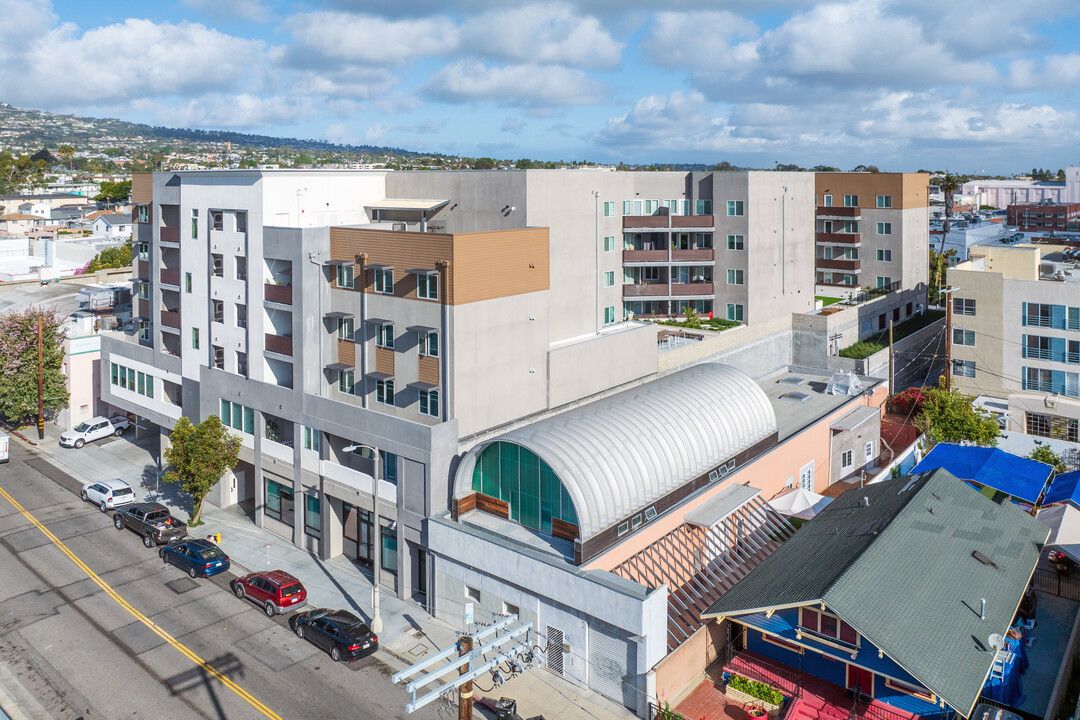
[933,174,964,297]
[58,145,75,171]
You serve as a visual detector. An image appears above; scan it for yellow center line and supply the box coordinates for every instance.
[0,485,285,720]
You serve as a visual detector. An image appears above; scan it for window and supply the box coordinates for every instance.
[465,584,481,603]
[138,282,149,300]
[953,297,976,316]
[876,276,892,288]
[383,451,398,484]
[376,379,395,405]
[884,679,935,703]
[843,195,859,207]
[337,317,354,340]
[212,345,224,370]
[603,235,616,252]
[603,271,615,287]
[419,331,439,357]
[137,242,150,260]
[110,363,154,398]
[192,327,200,349]
[801,607,859,646]
[236,212,247,233]
[799,462,814,491]
[235,256,247,281]
[603,201,615,217]
[646,199,659,214]
[953,328,975,346]
[138,320,150,341]
[843,220,859,234]
[376,324,394,349]
[219,399,254,434]
[841,449,853,469]
[303,427,320,451]
[417,273,439,300]
[876,222,892,235]
[726,303,744,322]
[727,234,744,251]
[953,359,976,378]
[212,299,223,323]
[726,200,744,216]
[137,205,149,223]
[726,269,744,285]
[380,525,398,574]
[374,268,394,294]
[211,211,223,231]
[419,390,439,417]
[822,194,833,207]
[190,208,199,239]
[265,479,294,525]
[864,441,874,463]
[305,494,321,538]
[237,352,248,377]
[336,264,354,289]
[876,195,892,208]
[338,370,355,394]
[183,272,191,293]
[604,305,616,324]
[212,254,223,277]
[236,304,247,329]
[1024,302,1054,327]
[696,199,712,215]
[622,200,632,216]
[876,249,892,262]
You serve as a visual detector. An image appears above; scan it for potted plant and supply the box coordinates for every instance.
[747,705,767,718]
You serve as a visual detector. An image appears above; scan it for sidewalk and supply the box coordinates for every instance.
[18,425,639,720]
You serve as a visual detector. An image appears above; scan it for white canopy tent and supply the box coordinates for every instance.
[1037,503,1080,564]
[768,487,833,520]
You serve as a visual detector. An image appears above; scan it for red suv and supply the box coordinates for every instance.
[232,570,308,616]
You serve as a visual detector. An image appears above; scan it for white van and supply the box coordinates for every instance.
[0,430,8,463]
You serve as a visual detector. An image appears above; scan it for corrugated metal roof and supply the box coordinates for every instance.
[458,363,777,541]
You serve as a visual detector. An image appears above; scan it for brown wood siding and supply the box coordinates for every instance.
[375,346,395,376]
[418,355,439,386]
[453,493,478,520]
[131,173,153,203]
[137,260,149,280]
[331,227,453,302]
[551,518,580,541]
[337,338,355,367]
[814,173,929,209]
[452,228,549,305]
[475,493,510,519]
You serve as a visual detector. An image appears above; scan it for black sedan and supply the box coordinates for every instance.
[293,609,378,662]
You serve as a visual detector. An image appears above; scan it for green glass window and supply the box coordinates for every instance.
[111,363,119,385]
[470,441,579,535]
[381,524,397,574]
[305,494,321,537]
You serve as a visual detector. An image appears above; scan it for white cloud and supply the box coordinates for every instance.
[366,123,393,141]
[1007,55,1080,91]
[501,116,526,134]
[182,0,269,22]
[281,11,458,67]
[146,94,316,129]
[640,11,757,71]
[424,61,604,106]
[461,3,622,69]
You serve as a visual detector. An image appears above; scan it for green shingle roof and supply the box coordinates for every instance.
[703,469,1048,717]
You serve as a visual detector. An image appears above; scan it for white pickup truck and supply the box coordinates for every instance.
[60,415,133,449]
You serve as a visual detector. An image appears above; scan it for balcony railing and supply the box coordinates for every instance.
[160,227,179,245]
[816,258,861,271]
[622,214,715,230]
[816,206,861,218]
[160,310,180,329]
[1022,315,1064,329]
[671,282,714,296]
[265,333,293,356]
[672,215,714,228]
[623,216,669,229]
[1023,347,1055,361]
[137,260,150,280]
[671,248,714,262]
[623,283,669,297]
[816,232,861,245]
[264,284,293,305]
[623,249,668,263]
[160,268,180,286]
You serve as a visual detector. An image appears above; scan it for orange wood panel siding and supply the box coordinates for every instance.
[131,173,153,203]
[451,228,549,304]
[375,346,395,376]
[453,492,478,520]
[331,227,453,301]
[551,518,580,541]
[418,355,439,386]
[813,173,929,209]
[475,493,510,519]
[337,338,355,367]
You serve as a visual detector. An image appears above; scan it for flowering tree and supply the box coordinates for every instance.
[0,306,68,425]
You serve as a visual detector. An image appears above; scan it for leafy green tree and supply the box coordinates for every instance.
[472,157,497,169]
[714,161,735,171]
[164,415,241,524]
[515,158,536,169]
[0,306,69,426]
[94,180,131,204]
[928,247,956,304]
[914,377,1000,449]
[1028,445,1067,476]
[86,240,133,272]
[0,151,48,194]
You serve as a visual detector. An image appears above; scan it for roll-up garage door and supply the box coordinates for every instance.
[587,623,637,711]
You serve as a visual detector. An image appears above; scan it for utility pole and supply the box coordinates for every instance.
[458,635,474,720]
[37,315,44,440]
[888,320,894,395]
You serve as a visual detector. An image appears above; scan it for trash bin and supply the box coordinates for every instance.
[494,697,517,720]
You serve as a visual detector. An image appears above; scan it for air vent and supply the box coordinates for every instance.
[972,550,999,569]
[779,377,806,386]
[780,392,811,403]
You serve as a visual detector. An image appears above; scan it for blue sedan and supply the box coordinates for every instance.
[159,538,231,578]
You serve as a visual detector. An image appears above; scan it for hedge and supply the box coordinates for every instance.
[728,674,784,705]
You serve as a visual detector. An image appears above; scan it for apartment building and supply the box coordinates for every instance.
[1007,201,1080,233]
[813,173,930,298]
[947,244,1080,440]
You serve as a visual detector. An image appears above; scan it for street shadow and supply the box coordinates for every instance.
[139,464,194,516]
[164,652,245,720]
[308,551,368,620]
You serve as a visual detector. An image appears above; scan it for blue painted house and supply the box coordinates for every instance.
[702,469,1049,719]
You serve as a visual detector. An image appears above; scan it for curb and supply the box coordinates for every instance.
[0,421,39,447]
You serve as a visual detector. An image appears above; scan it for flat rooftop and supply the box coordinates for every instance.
[761,368,879,441]
[0,279,84,316]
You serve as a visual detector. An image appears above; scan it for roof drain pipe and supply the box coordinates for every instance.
[980,598,986,620]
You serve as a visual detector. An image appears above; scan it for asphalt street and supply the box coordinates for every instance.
[0,441,442,720]
[892,323,947,393]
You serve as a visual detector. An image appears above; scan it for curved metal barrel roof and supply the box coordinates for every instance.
[456,363,778,541]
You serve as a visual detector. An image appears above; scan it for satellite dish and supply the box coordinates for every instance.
[987,633,1004,651]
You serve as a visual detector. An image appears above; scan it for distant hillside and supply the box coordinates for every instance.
[0,102,432,158]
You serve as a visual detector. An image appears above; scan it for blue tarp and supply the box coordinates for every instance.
[913,444,1052,505]
[1043,470,1080,507]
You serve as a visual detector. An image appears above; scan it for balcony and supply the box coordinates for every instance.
[622,216,669,229]
[160,227,179,245]
[264,284,293,305]
[622,249,668,263]
[265,333,293,356]
[671,282,714,296]
[672,248,714,262]
[623,283,669,297]
[160,310,180,329]
[816,258,861,271]
[816,232,861,245]
[137,260,150,280]
[160,268,180,287]
[816,206,861,219]
[673,215,714,228]
[621,214,716,231]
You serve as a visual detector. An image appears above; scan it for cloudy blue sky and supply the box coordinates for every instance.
[4,0,1080,172]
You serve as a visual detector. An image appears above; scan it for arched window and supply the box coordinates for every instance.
[471,441,579,534]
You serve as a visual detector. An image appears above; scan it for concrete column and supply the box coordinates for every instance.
[323,494,343,560]
[292,423,304,548]
[253,411,265,527]
[396,477,408,600]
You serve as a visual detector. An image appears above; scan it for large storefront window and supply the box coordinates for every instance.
[305,494,321,538]
[381,524,398,574]
[470,441,579,534]
[343,504,373,565]
[266,479,294,526]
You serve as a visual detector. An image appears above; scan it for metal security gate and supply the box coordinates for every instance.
[588,624,637,710]
[546,626,564,676]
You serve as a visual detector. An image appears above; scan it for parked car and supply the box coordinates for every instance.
[159,538,231,578]
[113,502,188,547]
[293,609,378,662]
[81,478,135,512]
[60,415,132,449]
[232,570,308,616]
